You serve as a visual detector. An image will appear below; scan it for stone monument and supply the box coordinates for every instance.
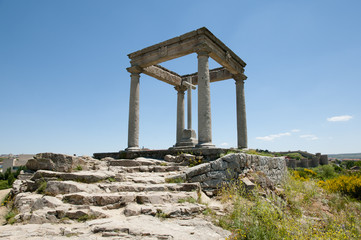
[126,27,248,151]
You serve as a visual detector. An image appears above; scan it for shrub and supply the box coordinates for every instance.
[7,173,15,186]
[314,164,338,180]
[0,180,10,190]
[4,168,11,180]
[188,157,204,167]
[319,175,361,199]
[291,168,317,181]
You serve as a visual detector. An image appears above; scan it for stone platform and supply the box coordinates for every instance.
[93,148,238,161]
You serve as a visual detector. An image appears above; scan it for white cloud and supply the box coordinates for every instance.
[291,129,301,133]
[327,115,353,122]
[220,142,229,147]
[256,132,291,141]
[300,134,319,140]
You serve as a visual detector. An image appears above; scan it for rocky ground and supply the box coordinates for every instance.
[0,153,230,240]
[0,189,11,225]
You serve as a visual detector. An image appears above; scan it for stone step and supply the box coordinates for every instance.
[31,170,115,183]
[122,165,184,173]
[98,182,200,193]
[89,215,230,240]
[62,191,199,207]
[123,202,206,217]
[108,157,171,167]
[124,175,167,184]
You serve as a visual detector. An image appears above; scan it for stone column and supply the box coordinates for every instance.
[126,67,141,151]
[175,85,187,146]
[196,47,214,148]
[235,79,247,148]
[187,77,192,130]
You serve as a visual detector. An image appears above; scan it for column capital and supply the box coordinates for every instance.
[196,43,212,56]
[127,65,143,74]
[233,73,247,82]
[174,85,187,92]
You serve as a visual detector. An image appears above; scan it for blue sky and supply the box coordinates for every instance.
[1,0,360,156]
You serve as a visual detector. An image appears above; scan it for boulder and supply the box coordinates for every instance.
[45,180,101,195]
[27,153,82,172]
[26,153,106,172]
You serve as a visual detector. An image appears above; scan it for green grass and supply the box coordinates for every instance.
[178,197,197,204]
[155,209,169,219]
[74,165,83,171]
[36,181,47,194]
[5,209,18,225]
[0,180,11,190]
[107,177,116,182]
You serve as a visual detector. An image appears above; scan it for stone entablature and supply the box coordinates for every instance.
[125,27,248,151]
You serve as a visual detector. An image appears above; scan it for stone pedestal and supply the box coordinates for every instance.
[177,129,198,147]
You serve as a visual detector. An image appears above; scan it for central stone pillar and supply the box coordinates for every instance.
[196,47,214,148]
[235,78,247,148]
[126,67,141,151]
[175,85,187,146]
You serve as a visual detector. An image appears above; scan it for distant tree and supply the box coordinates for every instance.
[7,173,15,186]
[4,168,11,180]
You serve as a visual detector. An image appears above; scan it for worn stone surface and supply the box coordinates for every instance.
[2,154,230,239]
[31,170,115,183]
[187,153,287,190]
[2,152,288,239]
[185,163,211,178]
[26,153,107,172]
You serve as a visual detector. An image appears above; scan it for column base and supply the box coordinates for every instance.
[125,147,140,152]
[175,129,198,147]
[196,142,215,148]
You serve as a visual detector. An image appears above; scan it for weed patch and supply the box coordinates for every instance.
[77,214,96,222]
[217,172,361,239]
[165,177,184,184]
[36,181,47,194]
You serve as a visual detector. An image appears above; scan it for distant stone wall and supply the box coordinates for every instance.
[183,153,287,190]
[285,154,328,169]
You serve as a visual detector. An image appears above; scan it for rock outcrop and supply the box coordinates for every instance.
[1,152,287,239]
[2,153,231,239]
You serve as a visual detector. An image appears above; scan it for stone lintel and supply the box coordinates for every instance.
[181,67,234,85]
[127,27,246,76]
[143,65,182,86]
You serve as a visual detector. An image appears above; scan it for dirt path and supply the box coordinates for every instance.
[0,189,11,225]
